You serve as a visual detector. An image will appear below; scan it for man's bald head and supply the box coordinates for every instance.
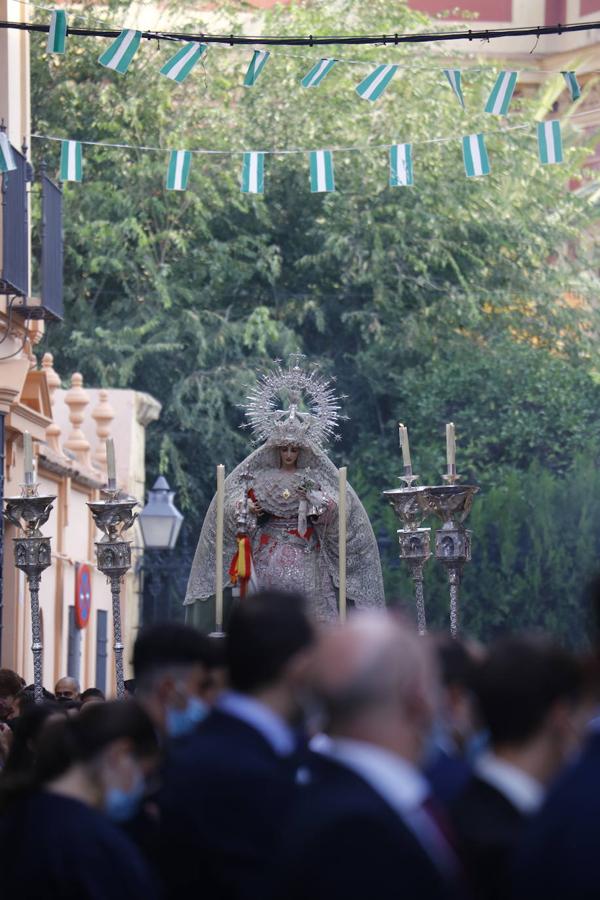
[55,676,80,701]
[313,612,437,760]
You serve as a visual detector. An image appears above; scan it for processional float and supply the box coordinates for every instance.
[384,423,478,637]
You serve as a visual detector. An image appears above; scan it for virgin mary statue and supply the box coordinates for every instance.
[184,359,385,626]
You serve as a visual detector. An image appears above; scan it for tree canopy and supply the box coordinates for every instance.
[29,0,600,641]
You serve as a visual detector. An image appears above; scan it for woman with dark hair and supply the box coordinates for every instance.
[0,700,160,899]
[2,700,67,778]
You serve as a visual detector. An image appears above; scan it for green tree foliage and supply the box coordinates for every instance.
[28,0,600,640]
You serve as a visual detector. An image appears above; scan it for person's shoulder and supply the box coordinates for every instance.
[293,751,409,831]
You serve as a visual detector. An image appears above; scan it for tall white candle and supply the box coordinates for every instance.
[23,432,34,484]
[398,423,412,470]
[338,466,347,623]
[215,464,225,631]
[446,422,456,472]
[106,438,117,487]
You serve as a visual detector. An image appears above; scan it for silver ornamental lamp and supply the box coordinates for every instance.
[138,476,183,550]
[383,424,432,636]
[87,439,138,698]
[3,435,55,702]
[418,476,479,638]
[383,468,431,637]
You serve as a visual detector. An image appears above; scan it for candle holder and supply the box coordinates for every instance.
[88,488,138,698]
[3,484,56,702]
[383,470,431,636]
[418,482,479,637]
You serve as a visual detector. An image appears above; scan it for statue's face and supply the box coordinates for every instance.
[279,445,299,468]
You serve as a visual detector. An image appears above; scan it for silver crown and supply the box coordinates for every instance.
[243,355,344,449]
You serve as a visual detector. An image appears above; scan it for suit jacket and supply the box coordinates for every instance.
[426,746,473,807]
[451,774,525,900]
[159,708,298,900]
[274,751,459,900]
[0,791,157,900]
[512,731,600,900]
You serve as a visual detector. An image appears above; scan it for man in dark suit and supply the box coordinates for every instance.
[425,636,483,807]
[450,636,583,900]
[276,612,461,900]
[159,589,315,900]
[511,578,600,900]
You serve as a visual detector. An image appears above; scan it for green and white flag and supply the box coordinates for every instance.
[537,120,563,165]
[60,140,82,182]
[241,152,265,194]
[309,150,335,193]
[462,133,490,177]
[356,64,398,101]
[562,71,581,101]
[47,9,67,54]
[389,143,413,187]
[301,58,337,88]
[0,133,16,173]
[160,42,207,84]
[443,69,465,108]
[244,50,270,87]
[166,150,191,191]
[485,70,518,115]
[98,29,141,74]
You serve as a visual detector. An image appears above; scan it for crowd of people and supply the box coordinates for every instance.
[1,588,600,900]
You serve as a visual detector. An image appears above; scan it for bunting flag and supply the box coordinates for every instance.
[166,150,191,190]
[60,140,82,182]
[309,150,335,193]
[485,70,518,115]
[462,133,490,177]
[537,120,563,165]
[389,143,413,187]
[0,133,16,173]
[160,42,207,84]
[244,50,270,86]
[301,58,337,88]
[443,69,465,108]
[241,151,265,194]
[356,64,399,102]
[47,9,68,54]
[562,71,581,101]
[98,29,141,74]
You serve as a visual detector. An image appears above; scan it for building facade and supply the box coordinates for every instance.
[0,0,161,692]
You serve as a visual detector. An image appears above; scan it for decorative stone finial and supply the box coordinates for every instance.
[63,372,92,468]
[92,389,115,472]
[41,352,64,457]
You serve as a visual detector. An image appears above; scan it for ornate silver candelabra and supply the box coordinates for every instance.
[418,477,479,637]
[88,488,138,697]
[3,485,56,702]
[383,468,431,636]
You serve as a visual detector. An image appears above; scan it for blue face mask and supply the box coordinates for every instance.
[166,696,209,739]
[105,770,145,823]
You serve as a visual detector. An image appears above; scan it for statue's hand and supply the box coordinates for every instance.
[248,499,263,516]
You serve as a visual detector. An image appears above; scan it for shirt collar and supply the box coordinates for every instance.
[475,752,545,815]
[316,736,429,816]
[217,691,296,757]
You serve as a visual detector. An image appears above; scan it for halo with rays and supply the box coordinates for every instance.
[243,356,345,448]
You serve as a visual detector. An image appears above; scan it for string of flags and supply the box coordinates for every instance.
[11,107,586,190]
[43,10,585,114]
